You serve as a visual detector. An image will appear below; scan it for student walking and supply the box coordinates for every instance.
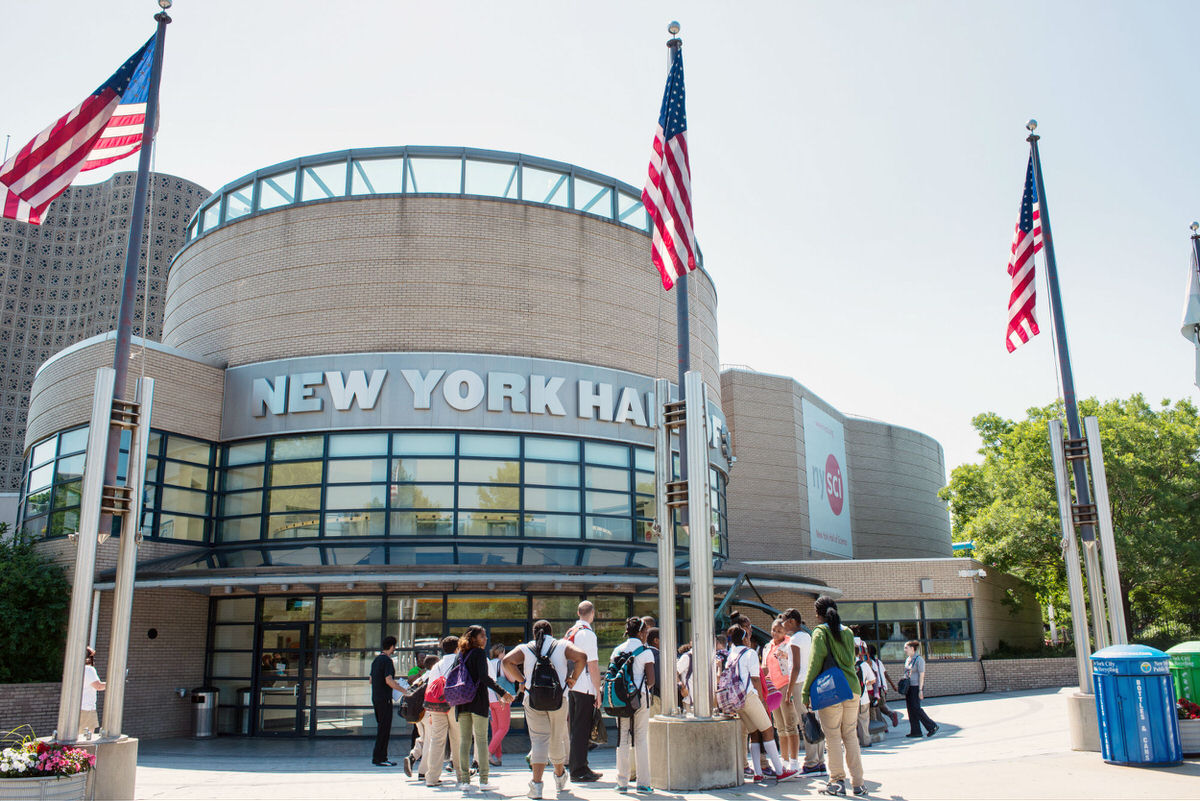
[452,626,513,791]
[764,619,800,772]
[610,616,657,793]
[801,596,866,797]
[782,608,826,776]
[369,636,403,766]
[421,636,463,787]
[503,620,586,800]
[487,643,517,766]
[80,647,106,737]
[867,644,900,729]
[854,640,877,748]
[724,626,794,783]
[564,600,602,782]
[903,640,939,738]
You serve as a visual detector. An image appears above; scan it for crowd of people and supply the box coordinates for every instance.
[368,596,940,797]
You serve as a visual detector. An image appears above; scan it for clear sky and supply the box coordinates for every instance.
[5,1,1199,474]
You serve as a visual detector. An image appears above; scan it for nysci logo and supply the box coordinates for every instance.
[811,454,845,517]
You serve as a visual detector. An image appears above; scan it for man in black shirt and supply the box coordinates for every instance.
[370,636,403,766]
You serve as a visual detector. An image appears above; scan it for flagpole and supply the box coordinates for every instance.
[1191,224,1200,387]
[1027,121,1109,652]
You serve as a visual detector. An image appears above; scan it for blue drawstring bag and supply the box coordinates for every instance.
[809,652,853,711]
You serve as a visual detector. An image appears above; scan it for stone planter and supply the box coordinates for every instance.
[1181,718,1200,756]
[0,773,88,800]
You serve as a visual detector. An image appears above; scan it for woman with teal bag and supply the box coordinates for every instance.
[488,643,520,766]
[801,596,866,797]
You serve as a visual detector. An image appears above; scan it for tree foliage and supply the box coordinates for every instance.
[940,395,1200,640]
[0,524,70,682]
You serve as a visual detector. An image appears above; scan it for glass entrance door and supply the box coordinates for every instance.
[255,624,309,735]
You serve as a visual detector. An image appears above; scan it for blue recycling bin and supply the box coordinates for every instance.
[1090,644,1182,766]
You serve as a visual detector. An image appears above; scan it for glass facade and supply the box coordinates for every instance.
[184,147,651,244]
[18,428,729,563]
[837,599,974,661]
[207,592,691,736]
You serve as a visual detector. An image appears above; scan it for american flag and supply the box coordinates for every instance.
[1,36,156,225]
[642,46,697,291]
[1006,154,1043,352]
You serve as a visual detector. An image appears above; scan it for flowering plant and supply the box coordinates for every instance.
[0,729,95,778]
[1178,699,1200,721]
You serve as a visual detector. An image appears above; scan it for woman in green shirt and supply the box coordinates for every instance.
[801,596,866,797]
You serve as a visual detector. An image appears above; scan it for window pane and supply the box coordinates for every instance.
[876,601,920,620]
[165,438,211,465]
[49,509,80,538]
[31,438,57,467]
[407,157,461,193]
[458,546,519,566]
[524,437,578,462]
[634,448,654,472]
[213,625,254,650]
[28,463,53,493]
[60,428,89,455]
[927,620,969,640]
[393,433,454,456]
[635,495,653,519]
[586,490,629,516]
[525,488,580,513]
[269,487,322,513]
[465,159,518,198]
[458,511,518,537]
[215,597,256,622]
[351,157,404,195]
[587,516,632,540]
[877,620,920,642]
[525,462,579,487]
[459,484,518,510]
[224,465,264,491]
[585,465,627,492]
[328,433,388,457]
[923,600,968,619]
[926,640,972,660]
[390,484,453,509]
[161,461,210,490]
[161,487,210,516]
[524,512,581,538]
[217,516,261,542]
[226,182,253,220]
[635,471,654,495]
[321,597,383,620]
[210,652,252,677]
[617,192,648,231]
[459,434,518,458]
[522,165,568,207]
[458,459,518,483]
[301,161,346,201]
[201,202,220,232]
[838,602,875,622]
[573,177,612,216]
[258,170,296,210]
[227,441,266,466]
[325,484,386,510]
[531,596,580,619]
[269,461,323,486]
[267,513,321,539]
[327,459,387,484]
[523,546,580,566]
[325,511,385,537]
[222,491,262,517]
[272,435,324,461]
[158,513,206,541]
[392,458,454,482]
[386,596,444,621]
[262,596,316,621]
[445,596,526,620]
[24,489,51,517]
[53,481,81,509]
[390,511,452,536]
[585,442,628,467]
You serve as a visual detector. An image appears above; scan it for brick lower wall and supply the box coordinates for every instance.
[875,656,1078,699]
[0,682,60,738]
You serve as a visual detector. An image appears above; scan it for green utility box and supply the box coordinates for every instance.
[1166,641,1200,704]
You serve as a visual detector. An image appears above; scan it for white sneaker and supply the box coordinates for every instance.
[554,771,569,792]
[478,783,498,792]
[528,780,544,799]
[462,785,476,794]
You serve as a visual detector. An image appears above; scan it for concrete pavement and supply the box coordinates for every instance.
[134,688,1198,800]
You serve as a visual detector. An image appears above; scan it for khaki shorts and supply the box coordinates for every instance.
[771,692,799,733]
[737,692,772,734]
[525,704,568,766]
[79,709,99,735]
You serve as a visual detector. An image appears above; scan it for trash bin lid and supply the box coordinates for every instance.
[1090,643,1171,676]
[1165,641,1200,666]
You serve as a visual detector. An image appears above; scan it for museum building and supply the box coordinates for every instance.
[12,147,1042,739]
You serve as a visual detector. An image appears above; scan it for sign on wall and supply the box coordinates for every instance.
[802,398,852,558]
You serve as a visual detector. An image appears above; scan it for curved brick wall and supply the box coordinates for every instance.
[162,196,720,394]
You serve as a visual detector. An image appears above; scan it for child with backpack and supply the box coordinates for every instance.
[448,626,513,792]
[420,636,464,787]
[720,626,795,783]
[502,620,587,800]
[604,617,657,793]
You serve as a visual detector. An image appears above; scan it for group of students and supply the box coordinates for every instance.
[369,596,939,798]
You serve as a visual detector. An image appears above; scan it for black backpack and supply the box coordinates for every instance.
[526,635,564,711]
[397,683,426,722]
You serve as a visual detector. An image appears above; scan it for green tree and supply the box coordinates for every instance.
[0,523,70,682]
[940,395,1200,643]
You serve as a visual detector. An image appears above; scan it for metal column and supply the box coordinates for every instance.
[1049,419,1093,692]
[1083,416,1128,645]
[654,378,678,716]
[684,371,714,717]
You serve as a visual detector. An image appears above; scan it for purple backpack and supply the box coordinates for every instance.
[443,653,478,707]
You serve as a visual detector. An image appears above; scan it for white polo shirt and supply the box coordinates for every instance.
[789,629,812,686]
[565,620,599,696]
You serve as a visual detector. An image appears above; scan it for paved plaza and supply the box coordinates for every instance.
[135,689,1198,800]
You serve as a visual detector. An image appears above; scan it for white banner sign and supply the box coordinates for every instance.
[802,398,852,558]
